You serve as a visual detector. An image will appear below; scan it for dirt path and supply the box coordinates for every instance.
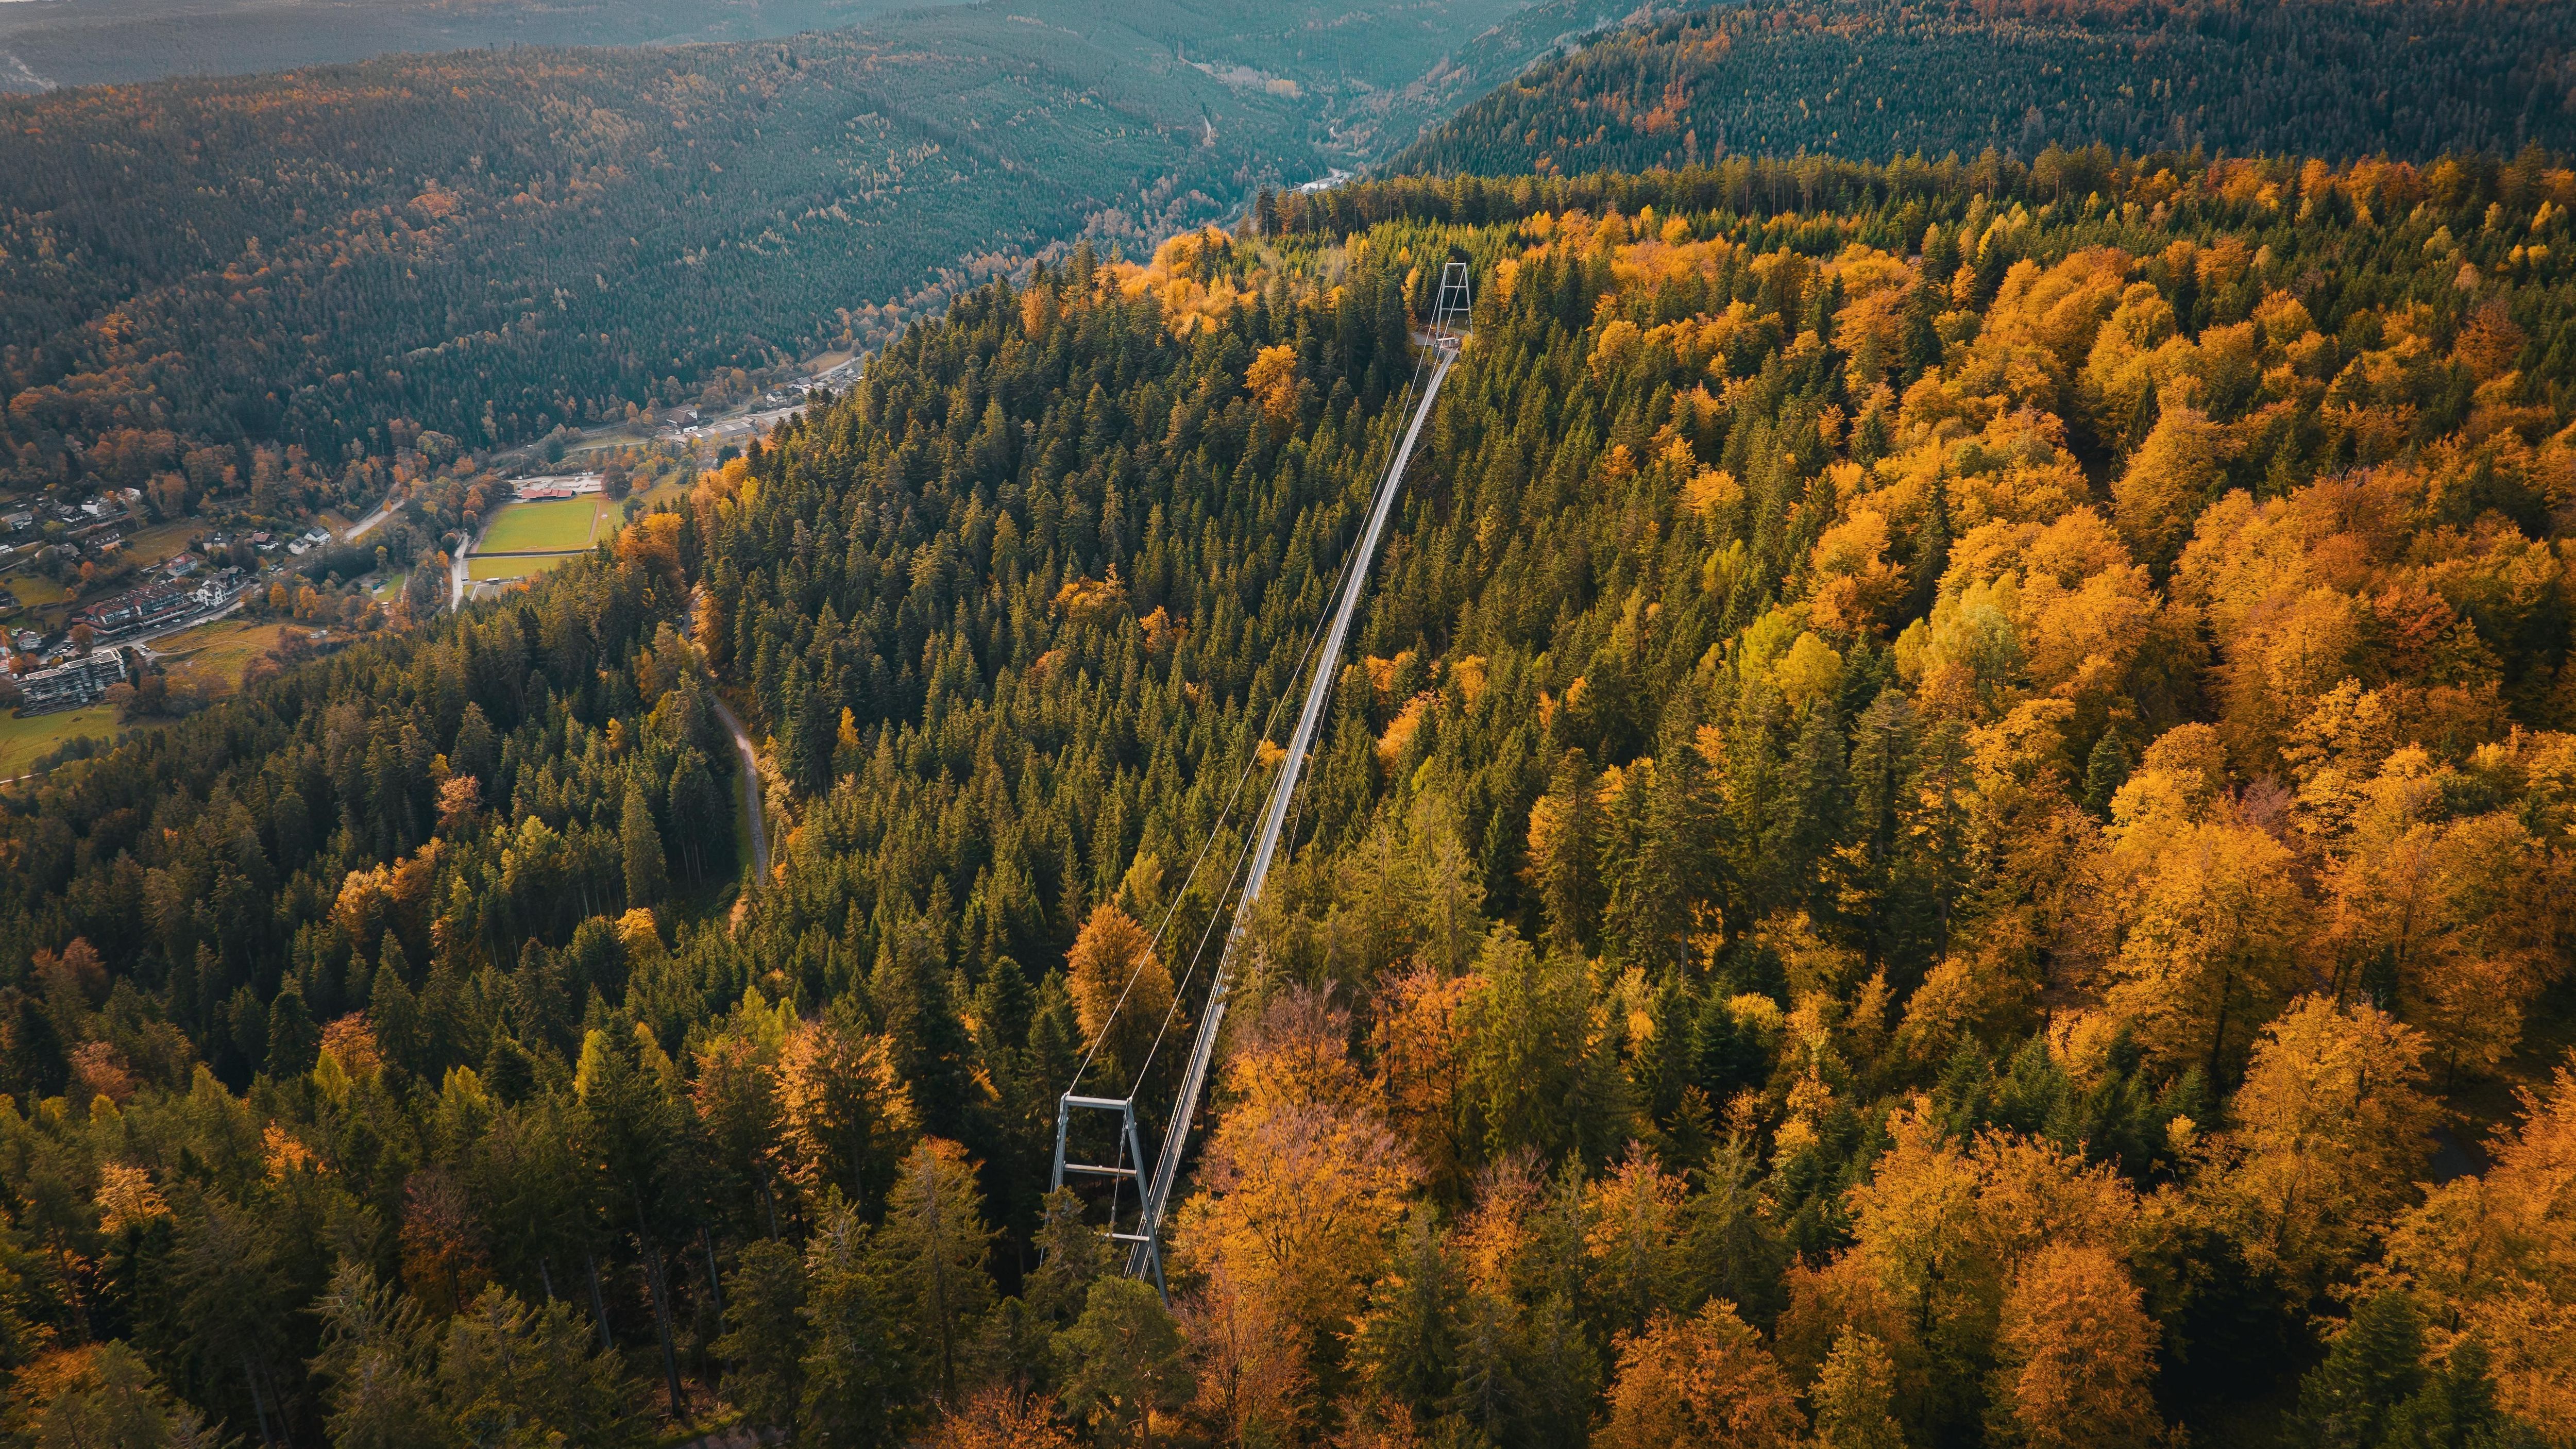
[709,694,768,880]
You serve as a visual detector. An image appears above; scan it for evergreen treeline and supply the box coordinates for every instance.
[6,145,2576,1446]
[1396,0,2576,179]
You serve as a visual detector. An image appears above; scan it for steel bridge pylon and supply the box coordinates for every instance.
[1049,1093,1166,1299]
[1431,260,1472,345]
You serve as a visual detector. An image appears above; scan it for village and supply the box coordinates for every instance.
[0,484,288,733]
[0,344,857,774]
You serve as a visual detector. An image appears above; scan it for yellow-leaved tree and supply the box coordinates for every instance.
[1593,1300,1806,1449]
[2199,995,2433,1298]
[2381,1052,2576,1440]
[1066,904,1173,1088]
[2097,726,2307,1084]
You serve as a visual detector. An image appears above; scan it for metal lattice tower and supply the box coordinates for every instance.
[1431,260,1473,343]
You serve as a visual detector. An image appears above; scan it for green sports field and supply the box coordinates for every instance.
[467,552,580,582]
[478,497,600,554]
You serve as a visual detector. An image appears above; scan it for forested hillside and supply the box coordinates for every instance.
[1398,0,2576,178]
[0,0,1626,504]
[6,141,2576,1444]
[0,0,953,94]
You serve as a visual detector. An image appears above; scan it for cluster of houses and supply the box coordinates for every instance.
[0,489,316,723]
[15,651,128,715]
[6,561,244,671]
[0,488,140,538]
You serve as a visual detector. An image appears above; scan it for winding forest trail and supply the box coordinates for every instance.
[709,695,769,881]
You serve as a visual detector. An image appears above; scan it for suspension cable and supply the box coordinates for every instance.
[1064,349,1427,1097]
[1120,345,1438,1092]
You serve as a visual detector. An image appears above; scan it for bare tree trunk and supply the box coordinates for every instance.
[641,1235,688,1421]
[701,1225,725,1317]
[632,1189,687,1422]
[241,1354,277,1447]
[586,1248,615,1351]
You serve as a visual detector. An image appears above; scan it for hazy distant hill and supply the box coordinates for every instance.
[0,0,935,92]
[1398,0,2576,177]
[0,0,1630,496]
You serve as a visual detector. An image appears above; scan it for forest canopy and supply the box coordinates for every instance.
[6,138,2576,1445]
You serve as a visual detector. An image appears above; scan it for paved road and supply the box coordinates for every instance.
[343,490,404,542]
[449,534,472,609]
[708,694,769,880]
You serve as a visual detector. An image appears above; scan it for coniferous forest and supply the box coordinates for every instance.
[1397,0,2576,178]
[9,6,2576,1449]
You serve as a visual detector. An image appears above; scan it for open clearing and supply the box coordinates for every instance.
[153,618,296,690]
[5,570,69,609]
[120,518,200,568]
[478,497,601,553]
[0,705,147,779]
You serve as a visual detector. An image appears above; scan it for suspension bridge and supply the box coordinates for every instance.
[1050,262,1473,1294]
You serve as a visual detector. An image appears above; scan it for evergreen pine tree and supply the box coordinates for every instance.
[621,781,669,907]
[2298,1292,2429,1449]
[2082,730,2134,820]
[801,1204,913,1444]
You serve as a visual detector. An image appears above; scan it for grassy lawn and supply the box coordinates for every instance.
[153,618,295,691]
[467,552,579,582]
[479,497,600,553]
[0,705,143,779]
[121,518,201,568]
[6,570,69,609]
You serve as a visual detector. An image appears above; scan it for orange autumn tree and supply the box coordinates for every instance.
[1987,1243,2164,1449]
[776,1010,919,1209]
[2380,1052,2576,1440]
[1066,905,1174,1088]
[1172,988,1420,1377]
[1594,1299,1806,1449]
[1368,963,1480,1200]
[1781,1100,2150,1439]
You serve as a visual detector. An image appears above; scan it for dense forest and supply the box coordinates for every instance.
[0,0,1626,503]
[1397,0,2576,179]
[5,137,2576,1445]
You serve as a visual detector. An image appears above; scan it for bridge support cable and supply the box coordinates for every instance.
[1118,264,1473,1282]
